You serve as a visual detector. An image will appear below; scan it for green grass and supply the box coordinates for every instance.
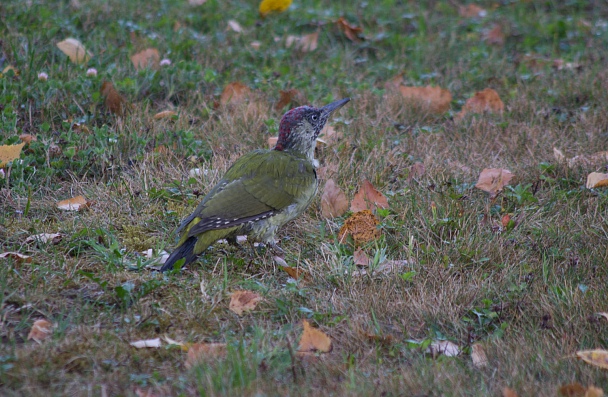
[2,0,608,395]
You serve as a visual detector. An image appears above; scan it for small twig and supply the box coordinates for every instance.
[286,336,298,383]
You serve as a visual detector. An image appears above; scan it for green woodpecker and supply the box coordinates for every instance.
[161,98,351,272]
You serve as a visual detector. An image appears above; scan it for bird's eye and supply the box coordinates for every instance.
[311,114,318,122]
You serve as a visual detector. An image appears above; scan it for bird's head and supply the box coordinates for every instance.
[275,98,350,160]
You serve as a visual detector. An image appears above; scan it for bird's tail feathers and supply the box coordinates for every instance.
[160,237,198,272]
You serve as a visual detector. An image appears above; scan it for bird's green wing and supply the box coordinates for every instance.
[177,150,316,241]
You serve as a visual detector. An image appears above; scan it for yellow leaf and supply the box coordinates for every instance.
[0,142,25,167]
[297,319,332,355]
[56,38,92,64]
[57,195,90,211]
[220,82,251,105]
[456,88,504,120]
[586,172,608,189]
[259,0,292,17]
[576,350,608,370]
[228,290,262,316]
[131,48,160,71]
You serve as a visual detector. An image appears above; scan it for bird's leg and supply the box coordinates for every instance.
[268,240,284,256]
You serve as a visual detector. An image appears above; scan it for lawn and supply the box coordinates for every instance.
[1,0,608,396]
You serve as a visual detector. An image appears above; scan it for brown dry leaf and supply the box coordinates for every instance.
[502,387,519,397]
[220,82,251,105]
[0,142,25,167]
[281,266,308,281]
[363,332,394,345]
[353,248,370,267]
[471,343,489,368]
[586,386,604,397]
[321,179,349,218]
[597,312,608,321]
[426,340,460,357]
[576,350,608,370]
[153,110,177,120]
[227,20,243,33]
[19,134,37,144]
[297,319,332,355]
[185,343,227,368]
[57,195,90,211]
[25,233,63,245]
[484,24,505,46]
[338,209,381,245]
[456,88,504,120]
[350,180,389,213]
[275,89,305,111]
[130,338,162,348]
[459,4,487,18]
[27,319,53,343]
[586,172,608,189]
[555,148,608,168]
[407,162,426,182]
[559,383,587,397]
[0,252,32,263]
[229,290,262,316]
[475,168,514,198]
[131,48,160,70]
[501,214,511,228]
[56,38,92,64]
[286,32,318,52]
[399,85,452,114]
[335,17,363,42]
[101,81,128,115]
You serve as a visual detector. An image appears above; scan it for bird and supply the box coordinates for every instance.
[160,97,351,272]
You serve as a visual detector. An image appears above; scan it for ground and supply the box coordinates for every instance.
[1,0,608,396]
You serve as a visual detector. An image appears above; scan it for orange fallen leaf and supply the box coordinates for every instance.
[19,134,37,144]
[27,319,53,343]
[285,32,318,52]
[321,179,349,218]
[559,383,587,397]
[281,265,307,281]
[399,85,452,114]
[259,0,292,17]
[350,180,389,213]
[353,248,370,267]
[471,343,489,368]
[229,290,262,316]
[484,24,505,46]
[220,82,251,105]
[459,4,486,18]
[57,195,90,211]
[185,343,227,368]
[275,89,305,111]
[153,110,177,120]
[456,88,504,120]
[0,252,32,263]
[576,350,608,370]
[335,17,363,42]
[502,387,519,397]
[586,386,604,397]
[475,168,514,198]
[0,142,25,167]
[57,38,92,64]
[131,48,160,71]
[297,319,332,355]
[586,172,608,189]
[101,81,128,115]
[501,214,511,228]
[338,209,381,245]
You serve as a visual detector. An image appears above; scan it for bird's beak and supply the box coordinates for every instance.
[321,98,351,116]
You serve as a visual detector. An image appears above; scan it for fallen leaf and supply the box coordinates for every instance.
[459,4,487,18]
[399,85,452,114]
[559,383,587,397]
[335,17,363,42]
[0,252,32,263]
[297,319,332,355]
[130,338,162,348]
[131,48,160,71]
[163,335,187,348]
[484,24,505,46]
[19,134,37,144]
[471,343,489,368]
[353,248,370,266]
[185,343,227,368]
[502,387,519,397]
[456,88,504,120]
[27,319,53,343]
[475,168,514,198]
[153,110,177,120]
[426,340,460,357]
[586,172,608,189]
[25,233,63,245]
[57,195,90,211]
[501,214,511,228]
[321,179,349,218]
[229,290,262,316]
[0,142,25,167]
[555,149,608,168]
[576,350,608,370]
[363,332,394,345]
[101,81,128,115]
[227,20,243,33]
[338,209,381,245]
[351,259,410,278]
[259,0,292,17]
[586,386,604,397]
[597,312,608,321]
[275,89,305,111]
[220,82,251,105]
[56,38,92,64]
[407,162,426,182]
[188,0,207,5]
[286,32,318,52]
[281,266,308,281]
[350,180,389,213]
